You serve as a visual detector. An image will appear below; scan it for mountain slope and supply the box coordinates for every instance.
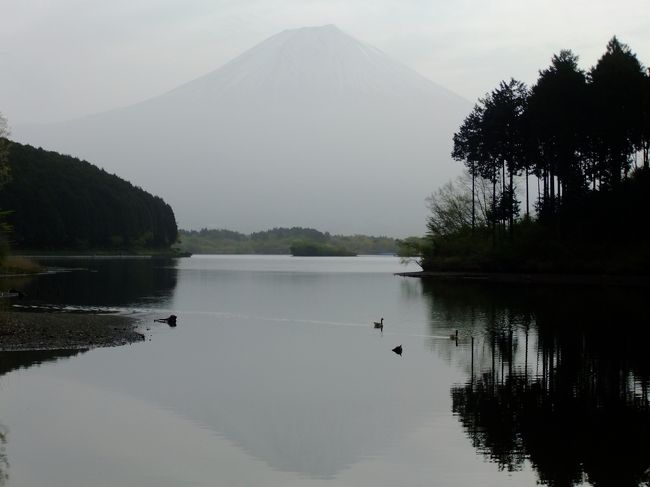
[15,25,470,236]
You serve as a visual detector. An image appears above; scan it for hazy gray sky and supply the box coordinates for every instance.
[1,0,649,124]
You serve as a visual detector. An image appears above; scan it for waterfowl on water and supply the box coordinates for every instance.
[155,314,177,327]
[373,318,384,331]
[392,345,403,356]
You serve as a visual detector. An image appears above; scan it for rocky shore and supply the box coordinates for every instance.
[0,311,145,351]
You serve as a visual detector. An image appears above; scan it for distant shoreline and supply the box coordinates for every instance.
[395,271,650,287]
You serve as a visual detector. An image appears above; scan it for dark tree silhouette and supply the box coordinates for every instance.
[589,37,646,188]
[454,79,528,238]
[528,50,588,214]
[453,104,486,230]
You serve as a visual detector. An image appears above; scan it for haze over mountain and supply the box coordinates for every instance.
[15,25,470,236]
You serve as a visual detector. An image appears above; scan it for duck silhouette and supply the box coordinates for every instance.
[154,315,177,327]
[392,345,403,356]
[373,318,384,331]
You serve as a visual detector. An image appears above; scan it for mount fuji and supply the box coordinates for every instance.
[15,25,470,236]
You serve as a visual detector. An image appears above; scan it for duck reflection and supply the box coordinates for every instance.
[421,279,650,487]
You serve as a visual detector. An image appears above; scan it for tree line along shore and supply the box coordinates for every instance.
[177,227,399,256]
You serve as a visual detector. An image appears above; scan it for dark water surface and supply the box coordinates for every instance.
[0,255,648,486]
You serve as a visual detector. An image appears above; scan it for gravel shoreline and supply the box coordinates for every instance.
[0,311,145,351]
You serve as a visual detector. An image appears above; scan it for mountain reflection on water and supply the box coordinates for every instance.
[420,280,650,487]
[2,257,650,486]
[0,349,85,486]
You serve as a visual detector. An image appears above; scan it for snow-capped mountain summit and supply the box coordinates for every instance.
[161,24,457,105]
[16,25,470,236]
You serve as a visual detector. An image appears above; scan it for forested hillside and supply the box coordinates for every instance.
[0,142,178,250]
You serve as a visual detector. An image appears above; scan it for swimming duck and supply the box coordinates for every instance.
[154,315,177,327]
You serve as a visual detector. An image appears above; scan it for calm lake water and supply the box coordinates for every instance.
[0,255,649,486]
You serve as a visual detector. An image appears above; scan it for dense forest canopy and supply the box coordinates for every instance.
[0,141,178,250]
[410,36,650,273]
[178,227,399,255]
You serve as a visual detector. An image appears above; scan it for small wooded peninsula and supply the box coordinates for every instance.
[401,37,650,275]
[0,141,178,252]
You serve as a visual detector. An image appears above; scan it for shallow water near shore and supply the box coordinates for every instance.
[0,255,648,486]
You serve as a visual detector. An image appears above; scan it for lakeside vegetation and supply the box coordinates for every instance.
[402,37,650,274]
[289,240,356,257]
[0,141,178,253]
[178,227,398,255]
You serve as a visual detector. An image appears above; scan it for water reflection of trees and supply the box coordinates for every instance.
[9,258,179,307]
[0,349,83,377]
[421,280,650,487]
